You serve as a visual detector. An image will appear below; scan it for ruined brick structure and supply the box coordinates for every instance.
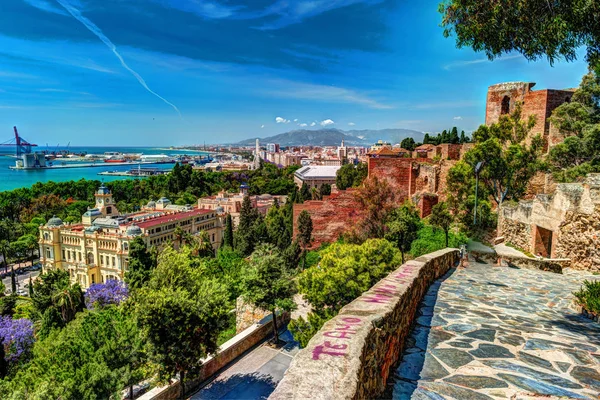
[499,174,600,272]
[293,189,364,248]
[485,82,575,151]
[293,145,465,246]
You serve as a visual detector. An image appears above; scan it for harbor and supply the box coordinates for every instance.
[0,127,217,191]
[98,167,171,177]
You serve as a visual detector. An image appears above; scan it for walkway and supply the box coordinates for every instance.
[190,330,299,400]
[392,262,600,399]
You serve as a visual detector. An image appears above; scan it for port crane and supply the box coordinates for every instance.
[0,127,38,156]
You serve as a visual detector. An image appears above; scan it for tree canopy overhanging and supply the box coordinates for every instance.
[439,0,600,70]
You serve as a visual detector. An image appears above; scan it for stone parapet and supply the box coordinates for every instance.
[269,248,459,400]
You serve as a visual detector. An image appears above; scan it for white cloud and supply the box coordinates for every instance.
[261,124,265,128]
[348,122,356,126]
[320,119,334,127]
[293,118,298,122]
[453,116,463,120]
[310,122,316,127]
[299,123,308,127]
[443,54,522,70]
[275,116,290,124]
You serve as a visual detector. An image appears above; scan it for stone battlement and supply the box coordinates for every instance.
[269,249,459,400]
[500,174,600,270]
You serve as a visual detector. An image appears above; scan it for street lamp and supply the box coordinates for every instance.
[473,161,485,226]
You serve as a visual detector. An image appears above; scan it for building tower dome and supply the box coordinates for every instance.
[47,215,64,227]
[97,182,110,195]
[126,224,143,237]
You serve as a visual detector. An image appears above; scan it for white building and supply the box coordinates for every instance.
[293,165,340,189]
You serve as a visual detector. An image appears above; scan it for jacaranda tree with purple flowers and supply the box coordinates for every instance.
[0,315,34,370]
[85,280,129,309]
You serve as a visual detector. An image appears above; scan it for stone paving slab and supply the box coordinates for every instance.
[391,263,600,399]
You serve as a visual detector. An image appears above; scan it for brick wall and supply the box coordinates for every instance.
[293,190,363,248]
[437,144,462,160]
[418,193,439,218]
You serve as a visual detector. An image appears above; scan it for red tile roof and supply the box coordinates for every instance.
[135,208,214,229]
[415,144,436,151]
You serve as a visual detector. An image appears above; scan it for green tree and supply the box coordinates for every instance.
[223,214,234,247]
[548,71,600,181]
[244,244,296,343]
[194,230,214,258]
[400,137,417,151]
[135,247,230,396]
[449,127,460,144]
[300,183,311,202]
[466,103,544,207]
[265,204,288,249]
[385,203,423,263]
[0,306,146,399]
[10,267,16,294]
[336,163,355,190]
[125,236,157,291]
[353,177,396,240]
[292,240,401,344]
[235,195,260,256]
[429,202,453,247]
[296,210,313,268]
[439,0,600,70]
[319,183,332,196]
[32,269,85,337]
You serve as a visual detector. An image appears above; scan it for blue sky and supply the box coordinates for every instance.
[0,0,589,146]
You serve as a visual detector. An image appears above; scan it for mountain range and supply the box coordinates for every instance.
[232,128,424,147]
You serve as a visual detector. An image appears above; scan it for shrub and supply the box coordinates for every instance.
[574,280,600,314]
[410,225,469,258]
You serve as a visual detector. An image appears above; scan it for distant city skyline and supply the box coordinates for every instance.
[0,0,589,146]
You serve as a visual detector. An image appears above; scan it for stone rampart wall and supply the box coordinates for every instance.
[500,217,532,254]
[269,249,459,400]
[556,207,600,272]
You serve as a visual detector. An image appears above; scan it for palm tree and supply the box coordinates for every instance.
[52,281,83,324]
[194,231,214,258]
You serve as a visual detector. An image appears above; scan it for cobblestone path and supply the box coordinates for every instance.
[391,262,600,399]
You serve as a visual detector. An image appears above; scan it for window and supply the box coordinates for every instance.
[112,257,115,267]
[100,255,104,265]
[46,248,51,258]
[501,96,510,115]
[62,249,66,259]
[106,206,112,214]
[87,252,94,265]
[91,274,95,284]
[78,252,82,262]
[44,232,50,241]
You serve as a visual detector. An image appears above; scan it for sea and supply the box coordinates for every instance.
[0,146,211,192]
